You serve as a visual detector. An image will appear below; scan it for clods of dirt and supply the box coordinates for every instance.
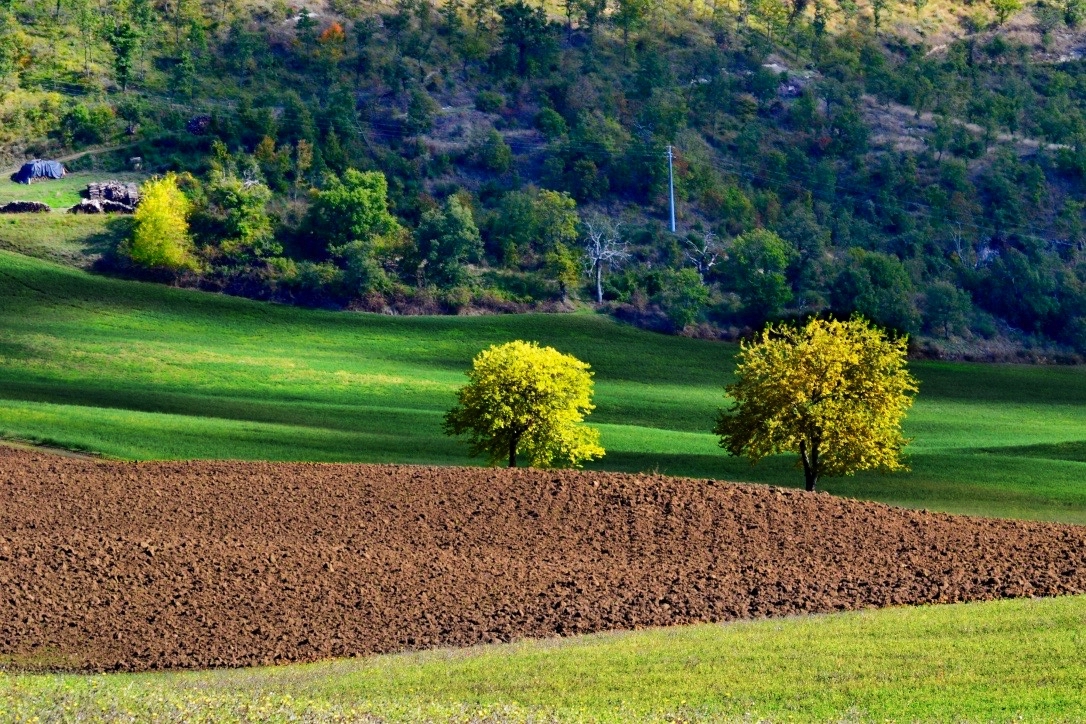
[0,446,1082,672]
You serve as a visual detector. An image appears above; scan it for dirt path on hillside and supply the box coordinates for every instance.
[0,446,1083,672]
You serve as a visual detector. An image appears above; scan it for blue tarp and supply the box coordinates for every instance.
[11,159,65,184]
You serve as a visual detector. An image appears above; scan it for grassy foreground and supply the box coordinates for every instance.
[4,595,1085,721]
[1,249,1086,522]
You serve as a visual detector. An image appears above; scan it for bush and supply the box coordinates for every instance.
[442,285,474,312]
[474,91,504,113]
[120,174,197,272]
[653,268,710,331]
[60,103,116,146]
[470,130,513,173]
[534,108,568,139]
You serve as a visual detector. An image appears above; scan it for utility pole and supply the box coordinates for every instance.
[667,145,676,233]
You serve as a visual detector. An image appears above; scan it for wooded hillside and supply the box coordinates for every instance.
[4,0,1086,358]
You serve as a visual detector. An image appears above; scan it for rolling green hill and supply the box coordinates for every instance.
[6,595,1086,721]
[1,248,1085,522]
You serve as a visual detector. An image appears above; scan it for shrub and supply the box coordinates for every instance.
[534,108,568,139]
[474,91,504,113]
[121,174,197,271]
[653,268,710,331]
[471,130,513,172]
[60,103,115,146]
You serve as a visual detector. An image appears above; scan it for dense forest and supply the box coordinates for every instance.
[4,0,1086,358]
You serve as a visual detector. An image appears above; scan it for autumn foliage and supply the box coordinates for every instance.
[444,340,605,468]
[121,174,196,272]
[715,317,918,491]
[319,22,346,44]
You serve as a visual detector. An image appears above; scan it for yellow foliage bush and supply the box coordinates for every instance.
[444,340,605,468]
[121,174,196,271]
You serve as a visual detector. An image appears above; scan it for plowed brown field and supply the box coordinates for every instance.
[1,446,1084,672]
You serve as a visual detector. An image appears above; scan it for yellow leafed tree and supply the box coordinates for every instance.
[122,173,197,271]
[444,340,605,468]
[714,316,918,491]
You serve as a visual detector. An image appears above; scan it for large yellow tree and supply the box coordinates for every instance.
[714,317,918,491]
[122,173,196,271]
[444,340,605,468]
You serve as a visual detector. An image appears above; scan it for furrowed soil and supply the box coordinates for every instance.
[1,447,1084,673]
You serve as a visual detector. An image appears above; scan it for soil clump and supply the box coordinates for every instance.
[0,446,1083,672]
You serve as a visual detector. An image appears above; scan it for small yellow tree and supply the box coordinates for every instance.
[122,173,196,271]
[714,316,918,491]
[444,340,605,468]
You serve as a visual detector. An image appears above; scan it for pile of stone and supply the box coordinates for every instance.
[69,199,134,214]
[86,181,140,206]
[0,201,51,214]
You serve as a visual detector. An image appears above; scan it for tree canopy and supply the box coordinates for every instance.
[443,340,605,468]
[303,169,402,257]
[122,174,196,272]
[416,196,482,287]
[714,317,918,491]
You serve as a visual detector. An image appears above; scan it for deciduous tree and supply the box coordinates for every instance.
[714,316,918,491]
[730,228,796,322]
[444,340,605,468]
[496,0,552,76]
[416,196,482,286]
[614,0,649,59]
[583,217,629,303]
[924,281,971,338]
[106,19,139,91]
[198,172,277,262]
[123,174,197,271]
[991,0,1023,24]
[304,168,402,256]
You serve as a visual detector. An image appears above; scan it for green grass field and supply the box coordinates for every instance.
[0,214,124,267]
[5,595,1086,721]
[1,248,1085,522]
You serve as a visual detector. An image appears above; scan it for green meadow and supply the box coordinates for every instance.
[1,248,1085,522]
[5,595,1086,721]
[0,214,124,267]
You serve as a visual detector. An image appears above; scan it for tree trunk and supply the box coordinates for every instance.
[508,436,517,468]
[596,262,603,304]
[799,439,819,492]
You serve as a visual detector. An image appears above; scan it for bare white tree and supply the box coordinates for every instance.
[583,219,630,304]
[684,231,725,281]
